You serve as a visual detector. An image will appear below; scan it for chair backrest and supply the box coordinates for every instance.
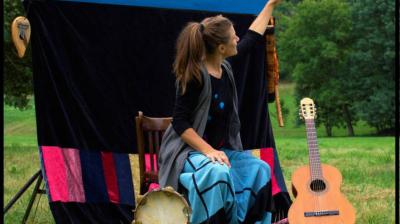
[135,111,172,194]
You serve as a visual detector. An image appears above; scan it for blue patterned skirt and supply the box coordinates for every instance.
[179,149,274,224]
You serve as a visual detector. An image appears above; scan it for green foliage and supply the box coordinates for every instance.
[269,83,376,137]
[278,0,395,135]
[346,0,395,132]
[279,0,354,135]
[4,0,34,110]
[274,1,297,81]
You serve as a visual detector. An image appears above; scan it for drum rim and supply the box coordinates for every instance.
[134,186,192,222]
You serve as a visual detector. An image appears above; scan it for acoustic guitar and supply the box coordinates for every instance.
[288,98,355,224]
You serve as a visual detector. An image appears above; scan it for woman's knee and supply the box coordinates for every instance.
[208,163,230,180]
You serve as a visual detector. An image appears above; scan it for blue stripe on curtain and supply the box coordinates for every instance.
[58,0,269,14]
[113,153,135,205]
[80,150,110,203]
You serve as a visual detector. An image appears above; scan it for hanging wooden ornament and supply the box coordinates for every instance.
[265,17,284,127]
[11,16,31,58]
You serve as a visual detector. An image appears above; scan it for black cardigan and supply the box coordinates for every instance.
[172,30,264,137]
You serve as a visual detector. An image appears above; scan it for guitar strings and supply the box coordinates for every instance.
[310,108,324,216]
[307,118,323,220]
[306,119,319,222]
[304,103,325,223]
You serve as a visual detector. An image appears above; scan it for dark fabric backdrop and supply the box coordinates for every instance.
[29,0,277,154]
[27,0,289,223]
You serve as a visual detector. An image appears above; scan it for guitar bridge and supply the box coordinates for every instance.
[304,210,339,217]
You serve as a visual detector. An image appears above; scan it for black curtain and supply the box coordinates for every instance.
[27,0,290,222]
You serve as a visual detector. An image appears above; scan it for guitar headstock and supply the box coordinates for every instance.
[299,98,316,120]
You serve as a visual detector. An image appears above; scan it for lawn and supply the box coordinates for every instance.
[3,83,396,223]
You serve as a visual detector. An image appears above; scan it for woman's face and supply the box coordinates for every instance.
[219,26,240,58]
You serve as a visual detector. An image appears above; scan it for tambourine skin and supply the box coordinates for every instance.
[133,186,191,224]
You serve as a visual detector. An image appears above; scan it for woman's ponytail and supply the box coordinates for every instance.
[173,22,205,95]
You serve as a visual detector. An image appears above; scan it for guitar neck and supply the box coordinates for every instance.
[305,118,323,180]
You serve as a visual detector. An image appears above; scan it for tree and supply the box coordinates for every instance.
[279,0,354,136]
[346,0,395,133]
[4,0,34,110]
[274,1,297,81]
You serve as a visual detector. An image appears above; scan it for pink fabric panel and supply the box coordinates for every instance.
[41,146,68,202]
[144,154,158,172]
[260,147,282,195]
[62,148,85,202]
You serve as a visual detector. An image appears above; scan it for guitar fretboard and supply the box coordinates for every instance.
[305,119,322,180]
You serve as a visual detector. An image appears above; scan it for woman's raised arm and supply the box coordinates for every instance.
[249,0,281,35]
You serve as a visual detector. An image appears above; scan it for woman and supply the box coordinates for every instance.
[158,0,282,223]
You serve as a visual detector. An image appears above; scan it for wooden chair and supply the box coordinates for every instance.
[135,111,172,195]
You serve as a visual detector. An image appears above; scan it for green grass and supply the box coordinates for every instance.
[274,136,395,223]
[3,100,53,223]
[4,146,54,224]
[4,99,37,146]
[3,84,396,223]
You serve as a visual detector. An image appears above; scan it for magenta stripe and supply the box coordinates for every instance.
[62,148,86,202]
[145,153,158,172]
[260,147,282,195]
[101,152,120,203]
[41,146,68,201]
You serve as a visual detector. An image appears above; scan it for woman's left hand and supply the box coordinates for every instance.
[267,0,282,7]
[249,0,282,35]
[205,149,231,168]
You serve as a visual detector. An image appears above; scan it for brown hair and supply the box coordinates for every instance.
[173,15,233,94]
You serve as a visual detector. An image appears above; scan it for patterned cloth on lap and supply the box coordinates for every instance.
[179,149,274,224]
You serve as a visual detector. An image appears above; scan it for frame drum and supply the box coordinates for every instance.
[133,186,191,224]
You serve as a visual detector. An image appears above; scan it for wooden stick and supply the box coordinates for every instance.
[266,17,284,127]
[273,46,284,127]
[275,84,284,127]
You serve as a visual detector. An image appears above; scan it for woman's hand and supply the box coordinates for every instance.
[179,128,231,167]
[267,0,282,8]
[205,149,231,167]
[249,0,282,35]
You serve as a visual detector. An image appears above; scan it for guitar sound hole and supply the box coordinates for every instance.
[310,179,326,192]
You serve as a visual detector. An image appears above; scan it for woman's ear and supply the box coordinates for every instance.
[218,44,226,54]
